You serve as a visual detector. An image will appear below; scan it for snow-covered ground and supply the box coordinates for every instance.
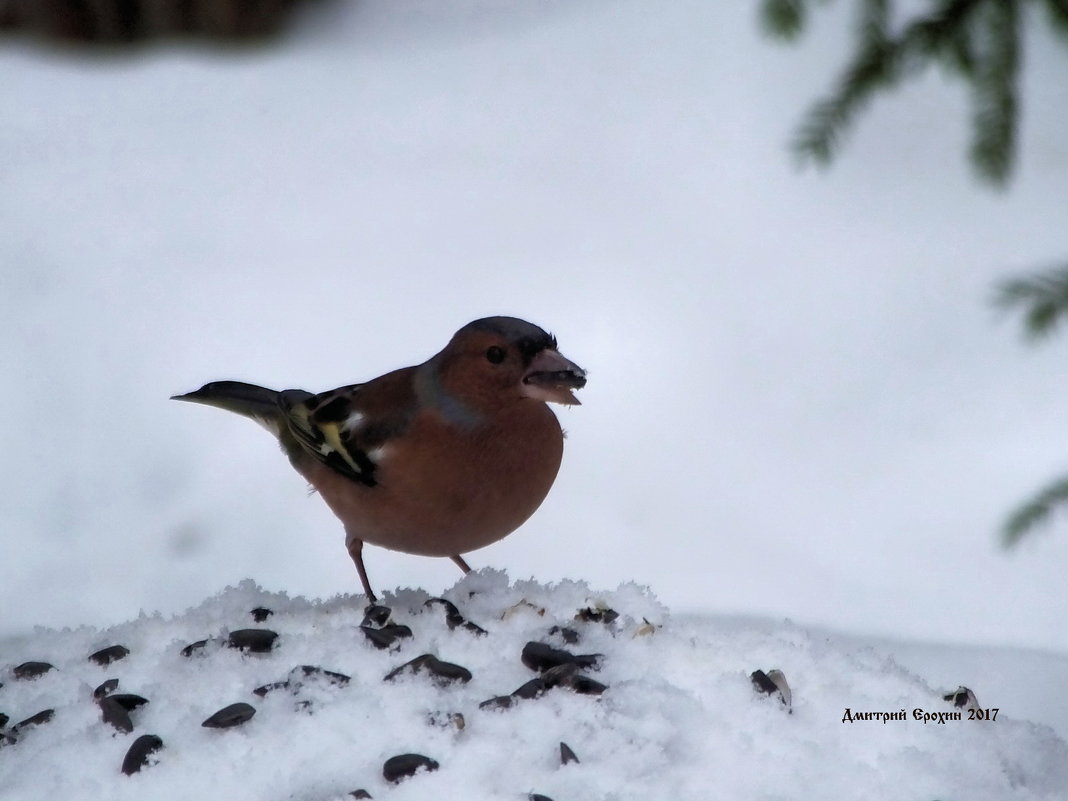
[2,574,1065,801]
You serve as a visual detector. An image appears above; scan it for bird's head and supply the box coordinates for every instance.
[429,317,587,414]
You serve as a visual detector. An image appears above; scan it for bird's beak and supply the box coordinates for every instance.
[522,349,587,405]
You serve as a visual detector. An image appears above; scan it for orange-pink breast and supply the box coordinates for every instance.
[300,401,564,556]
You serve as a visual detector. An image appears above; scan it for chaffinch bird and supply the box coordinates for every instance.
[173,316,586,602]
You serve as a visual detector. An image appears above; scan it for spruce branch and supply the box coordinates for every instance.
[761,0,808,39]
[1002,475,1068,546]
[895,0,984,62]
[791,36,897,165]
[859,0,889,44]
[944,19,979,76]
[1047,0,1068,38]
[994,265,1068,340]
[968,0,1019,185]
[783,0,1028,185]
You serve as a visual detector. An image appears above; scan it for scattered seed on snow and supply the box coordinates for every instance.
[93,678,120,700]
[382,753,439,783]
[88,645,130,666]
[180,639,211,657]
[360,605,393,627]
[548,625,580,644]
[424,598,487,635]
[121,734,163,775]
[227,629,278,653]
[98,696,134,733]
[14,708,55,731]
[559,741,580,765]
[427,710,465,730]
[202,702,256,729]
[750,669,791,709]
[360,624,412,650]
[250,607,274,622]
[574,606,618,625]
[520,641,601,673]
[384,654,472,686]
[13,662,54,680]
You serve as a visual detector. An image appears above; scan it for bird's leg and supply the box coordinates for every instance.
[450,554,472,574]
[346,537,377,603]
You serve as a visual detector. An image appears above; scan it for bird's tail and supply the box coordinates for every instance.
[172,381,282,430]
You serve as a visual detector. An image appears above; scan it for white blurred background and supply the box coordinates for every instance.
[2,0,1066,654]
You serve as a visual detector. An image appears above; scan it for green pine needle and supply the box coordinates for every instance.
[968,0,1018,186]
[780,0,1027,186]
[944,23,978,77]
[792,39,896,166]
[761,0,807,40]
[858,0,889,45]
[1002,476,1068,547]
[994,265,1068,341]
[1047,0,1068,38]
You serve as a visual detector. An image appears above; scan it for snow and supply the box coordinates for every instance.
[2,573,1066,801]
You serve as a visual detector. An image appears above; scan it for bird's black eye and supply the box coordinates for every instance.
[486,345,506,364]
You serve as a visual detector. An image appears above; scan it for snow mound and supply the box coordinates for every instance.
[1,571,1065,801]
